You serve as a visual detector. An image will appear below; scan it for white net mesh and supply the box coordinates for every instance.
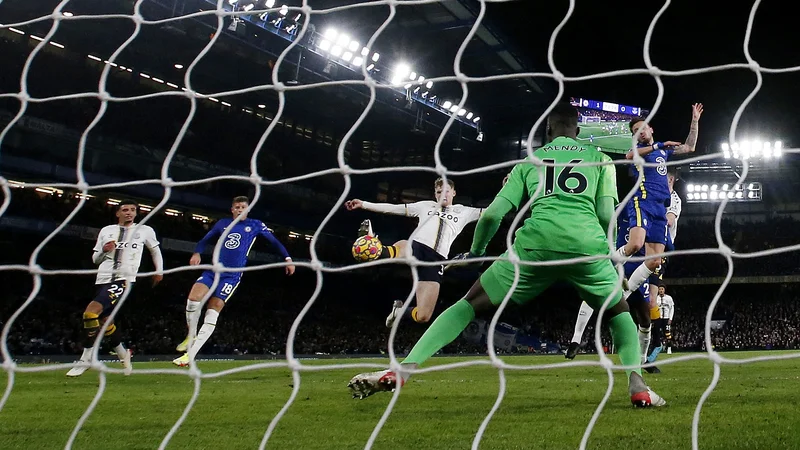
[1,0,800,449]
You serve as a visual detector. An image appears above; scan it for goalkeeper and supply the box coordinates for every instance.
[348,102,665,407]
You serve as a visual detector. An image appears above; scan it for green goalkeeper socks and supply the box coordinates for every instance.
[609,312,643,378]
[402,299,476,366]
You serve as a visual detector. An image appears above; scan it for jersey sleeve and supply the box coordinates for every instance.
[596,154,619,202]
[405,201,432,217]
[144,226,160,249]
[194,221,223,254]
[466,206,483,223]
[667,192,682,218]
[258,221,291,259]
[92,227,106,253]
[495,164,529,210]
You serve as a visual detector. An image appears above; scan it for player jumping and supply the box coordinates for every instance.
[67,200,163,377]
[344,178,482,327]
[615,104,701,352]
[348,102,665,407]
[173,196,295,367]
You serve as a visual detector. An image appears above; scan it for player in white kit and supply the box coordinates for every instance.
[345,178,482,327]
[66,200,164,377]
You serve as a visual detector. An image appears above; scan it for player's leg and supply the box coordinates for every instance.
[178,278,212,352]
[566,301,595,359]
[618,200,646,259]
[358,219,405,260]
[175,274,239,365]
[624,212,667,297]
[376,239,407,260]
[385,242,443,327]
[102,316,133,375]
[68,282,132,377]
[349,246,548,399]
[569,259,665,406]
[648,319,665,364]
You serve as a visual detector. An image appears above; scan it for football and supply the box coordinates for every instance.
[352,235,383,262]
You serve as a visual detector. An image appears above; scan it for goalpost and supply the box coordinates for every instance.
[1,1,798,449]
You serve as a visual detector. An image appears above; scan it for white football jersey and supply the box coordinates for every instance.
[93,223,160,284]
[666,190,682,243]
[406,201,482,258]
[658,294,675,320]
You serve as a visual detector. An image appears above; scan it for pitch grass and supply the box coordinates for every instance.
[577,122,633,154]
[1,352,798,449]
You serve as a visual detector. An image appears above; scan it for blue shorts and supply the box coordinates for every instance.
[627,198,668,246]
[623,261,649,304]
[196,270,242,302]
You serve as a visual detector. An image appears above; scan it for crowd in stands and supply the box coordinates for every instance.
[3,186,800,359]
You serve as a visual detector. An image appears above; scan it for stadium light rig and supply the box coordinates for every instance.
[685,182,762,202]
[721,140,782,160]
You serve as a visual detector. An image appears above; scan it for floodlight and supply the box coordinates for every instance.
[336,34,350,48]
[466,112,474,120]
[687,184,695,192]
[330,45,343,56]
[473,116,480,123]
[361,47,369,56]
[348,40,360,52]
[426,81,433,89]
[324,28,338,40]
[318,39,332,51]
[371,52,380,62]
[342,52,353,61]
[457,109,467,116]
[279,4,288,15]
[442,101,453,109]
[449,105,459,113]
[352,57,363,67]
[266,0,276,6]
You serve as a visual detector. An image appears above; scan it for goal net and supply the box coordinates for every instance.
[0,0,798,449]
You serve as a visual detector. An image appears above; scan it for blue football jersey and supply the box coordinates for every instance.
[194,218,290,269]
[631,144,674,203]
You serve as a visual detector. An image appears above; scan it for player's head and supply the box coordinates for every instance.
[629,118,653,144]
[434,178,456,206]
[545,102,580,141]
[667,167,678,192]
[115,200,138,225]
[658,284,666,295]
[231,196,250,219]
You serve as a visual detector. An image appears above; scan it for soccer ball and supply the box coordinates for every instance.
[352,235,383,262]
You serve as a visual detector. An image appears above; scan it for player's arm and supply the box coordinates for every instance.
[672,103,703,155]
[595,156,619,242]
[667,297,675,323]
[346,199,415,216]
[258,222,295,275]
[91,228,114,265]
[145,227,164,286]
[469,164,526,256]
[667,193,681,228]
[191,222,223,265]
[625,141,682,160]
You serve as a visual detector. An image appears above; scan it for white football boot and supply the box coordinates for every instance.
[385,300,404,328]
[348,369,402,399]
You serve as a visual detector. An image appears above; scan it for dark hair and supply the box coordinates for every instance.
[232,196,250,205]
[629,118,645,133]
[547,102,578,129]
[434,177,455,190]
[116,200,138,211]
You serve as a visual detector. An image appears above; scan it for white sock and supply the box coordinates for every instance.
[114,343,127,359]
[186,299,202,338]
[571,301,594,343]
[79,347,93,362]
[638,325,652,364]
[627,263,654,293]
[188,309,219,360]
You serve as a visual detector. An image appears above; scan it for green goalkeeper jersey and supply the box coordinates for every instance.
[497,136,618,256]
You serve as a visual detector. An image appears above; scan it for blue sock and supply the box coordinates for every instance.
[647,345,663,363]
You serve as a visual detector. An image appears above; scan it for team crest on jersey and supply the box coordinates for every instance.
[643,219,648,226]
[245,226,252,232]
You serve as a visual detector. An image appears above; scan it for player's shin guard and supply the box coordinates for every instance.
[82,311,100,348]
[638,325,652,365]
[188,309,219,360]
[571,301,594,344]
[608,312,642,379]
[627,263,654,294]
[402,299,475,366]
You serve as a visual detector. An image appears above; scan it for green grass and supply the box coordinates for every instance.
[577,121,633,154]
[1,352,799,449]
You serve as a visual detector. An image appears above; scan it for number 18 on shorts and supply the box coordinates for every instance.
[197,270,241,302]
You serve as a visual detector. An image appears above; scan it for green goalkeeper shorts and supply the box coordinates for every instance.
[479,243,622,311]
